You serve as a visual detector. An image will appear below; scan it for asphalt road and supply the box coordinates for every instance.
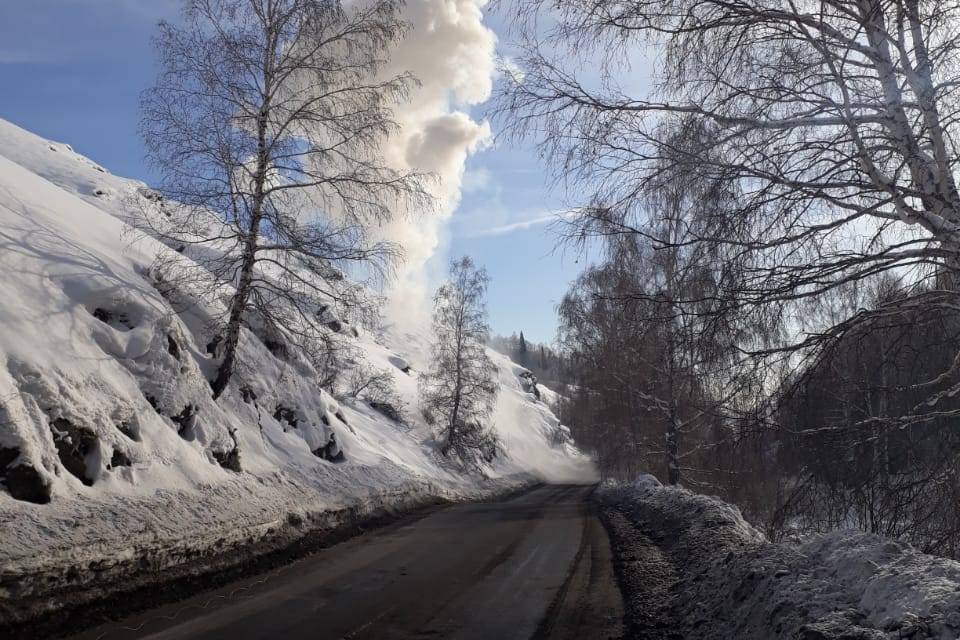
[74,484,623,640]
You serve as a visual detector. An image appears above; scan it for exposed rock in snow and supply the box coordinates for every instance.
[0,450,50,505]
[108,447,131,469]
[517,369,541,401]
[49,418,99,486]
[388,355,412,374]
[369,400,405,424]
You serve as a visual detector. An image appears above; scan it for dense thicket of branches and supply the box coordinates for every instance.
[140,0,427,399]
[496,0,960,554]
[556,261,771,497]
[770,278,960,554]
[420,257,500,467]
[554,167,768,493]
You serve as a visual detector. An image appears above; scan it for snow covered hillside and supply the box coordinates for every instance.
[0,118,594,611]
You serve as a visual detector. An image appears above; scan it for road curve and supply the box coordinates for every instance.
[73,485,623,640]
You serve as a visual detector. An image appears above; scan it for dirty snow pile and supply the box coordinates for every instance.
[0,117,595,618]
[603,476,960,639]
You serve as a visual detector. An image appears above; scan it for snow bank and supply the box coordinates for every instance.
[606,475,764,558]
[801,532,960,637]
[0,118,595,625]
[603,479,960,639]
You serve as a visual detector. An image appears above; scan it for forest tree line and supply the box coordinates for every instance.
[488,332,564,388]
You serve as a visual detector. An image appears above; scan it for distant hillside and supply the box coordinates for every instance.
[488,332,565,389]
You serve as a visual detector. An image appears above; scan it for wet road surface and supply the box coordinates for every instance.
[75,484,623,640]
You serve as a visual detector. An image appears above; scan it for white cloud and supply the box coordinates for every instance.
[467,210,576,237]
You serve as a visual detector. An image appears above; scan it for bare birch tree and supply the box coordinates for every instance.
[140,0,428,399]
[419,257,499,467]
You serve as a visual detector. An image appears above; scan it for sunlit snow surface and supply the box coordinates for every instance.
[0,118,595,570]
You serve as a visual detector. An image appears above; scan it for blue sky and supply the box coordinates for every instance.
[0,0,587,344]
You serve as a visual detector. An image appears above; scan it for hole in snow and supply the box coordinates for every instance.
[369,401,403,424]
[1,448,50,504]
[273,405,299,430]
[166,333,182,362]
[170,405,198,441]
[50,418,99,487]
[0,447,17,470]
[206,335,223,357]
[211,431,241,472]
[262,339,288,359]
[91,307,136,331]
[144,394,162,414]
[247,316,289,360]
[312,433,345,463]
[109,449,131,469]
[388,356,411,375]
[240,386,257,405]
[115,420,141,442]
[212,447,241,472]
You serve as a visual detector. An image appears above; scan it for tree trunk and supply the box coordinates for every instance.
[666,412,681,485]
[211,100,270,399]
[448,301,466,450]
[210,234,260,399]
[210,20,279,401]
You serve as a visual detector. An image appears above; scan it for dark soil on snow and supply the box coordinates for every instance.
[600,507,681,639]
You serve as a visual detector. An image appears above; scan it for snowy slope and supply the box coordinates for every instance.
[0,118,595,577]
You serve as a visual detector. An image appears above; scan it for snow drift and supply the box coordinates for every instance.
[0,118,595,626]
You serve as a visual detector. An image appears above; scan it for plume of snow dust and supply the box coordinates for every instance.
[376,0,496,329]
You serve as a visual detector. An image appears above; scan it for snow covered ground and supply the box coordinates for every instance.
[603,476,960,639]
[0,118,595,625]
